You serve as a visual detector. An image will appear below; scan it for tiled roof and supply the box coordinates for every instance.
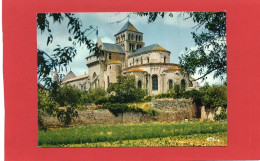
[62,74,89,84]
[130,44,169,57]
[61,70,76,82]
[164,66,181,71]
[108,60,121,64]
[116,21,139,34]
[125,68,147,73]
[103,43,125,54]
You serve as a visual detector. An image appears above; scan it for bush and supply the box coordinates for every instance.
[38,87,79,128]
[200,85,227,108]
[173,84,183,98]
[85,88,107,103]
[94,96,109,105]
[50,85,82,107]
[102,103,146,116]
[183,89,202,107]
[56,106,79,126]
[214,108,227,121]
[107,75,147,103]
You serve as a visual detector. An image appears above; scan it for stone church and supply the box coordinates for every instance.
[61,21,199,95]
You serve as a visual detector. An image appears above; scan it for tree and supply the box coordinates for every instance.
[107,75,146,103]
[37,13,103,87]
[135,12,226,81]
[37,13,103,129]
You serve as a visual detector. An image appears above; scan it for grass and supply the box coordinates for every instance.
[127,101,156,114]
[38,121,227,147]
[42,132,227,147]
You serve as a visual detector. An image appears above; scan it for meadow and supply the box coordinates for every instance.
[38,121,227,147]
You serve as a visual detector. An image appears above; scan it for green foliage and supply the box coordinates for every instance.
[37,13,102,87]
[38,84,88,128]
[57,107,79,126]
[179,12,226,81]
[173,84,184,98]
[38,89,59,116]
[135,12,226,81]
[107,75,147,103]
[102,103,146,116]
[151,83,226,110]
[200,85,227,108]
[85,88,107,103]
[38,89,60,130]
[52,85,82,107]
[214,108,227,121]
[183,89,202,107]
[38,121,227,146]
[94,96,109,105]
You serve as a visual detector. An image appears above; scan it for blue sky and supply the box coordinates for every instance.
[37,12,225,85]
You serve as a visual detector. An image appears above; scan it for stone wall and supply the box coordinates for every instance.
[42,99,198,127]
[151,98,197,121]
[42,109,155,128]
[200,106,222,121]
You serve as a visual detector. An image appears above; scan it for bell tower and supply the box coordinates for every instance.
[114,21,145,54]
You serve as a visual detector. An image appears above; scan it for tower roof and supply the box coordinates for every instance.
[103,43,125,54]
[129,44,169,57]
[115,21,139,35]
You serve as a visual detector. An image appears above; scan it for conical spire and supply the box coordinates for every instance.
[116,21,139,34]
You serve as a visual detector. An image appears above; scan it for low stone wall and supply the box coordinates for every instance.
[42,109,155,127]
[200,106,222,121]
[42,99,198,127]
[152,98,197,121]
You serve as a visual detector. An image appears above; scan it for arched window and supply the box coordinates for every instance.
[136,35,138,41]
[147,57,149,63]
[131,34,134,40]
[93,72,97,79]
[169,79,173,89]
[133,58,134,65]
[164,56,166,63]
[128,33,130,40]
[138,80,142,89]
[141,57,143,64]
[189,81,193,87]
[181,79,186,90]
[107,76,110,86]
[152,75,158,90]
[139,35,141,41]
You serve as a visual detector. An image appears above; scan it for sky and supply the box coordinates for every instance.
[37,12,225,86]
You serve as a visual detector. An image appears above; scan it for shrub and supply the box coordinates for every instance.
[183,89,202,107]
[56,106,79,126]
[200,85,227,108]
[85,88,107,103]
[102,103,129,116]
[51,85,82,107]
[103,103,146,116]
[143,96,153,102]
[38,87,79,128]
[107,75,147,103]
[173,84,183,98]
[214,108,227,121]
[94,96,109,105]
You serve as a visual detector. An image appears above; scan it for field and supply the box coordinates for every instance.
[38,121,227,147]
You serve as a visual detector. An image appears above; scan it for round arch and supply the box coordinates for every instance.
[181,79,186,90]
[168,79,173,90]
[152,75,158,91]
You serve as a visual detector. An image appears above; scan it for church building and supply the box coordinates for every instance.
[61,21,199,95]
